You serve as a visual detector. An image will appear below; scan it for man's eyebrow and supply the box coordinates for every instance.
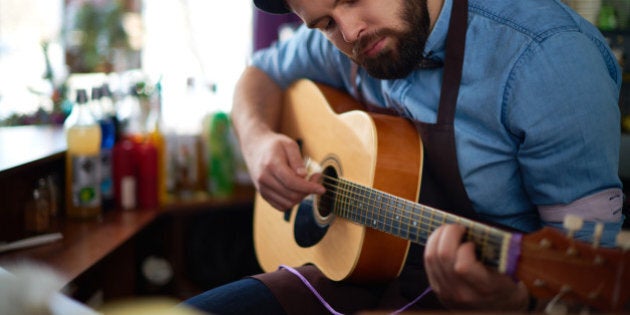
[306,17,325,29]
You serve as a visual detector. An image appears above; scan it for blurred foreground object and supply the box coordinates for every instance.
[0,261,99,315]
[98,298,204,315]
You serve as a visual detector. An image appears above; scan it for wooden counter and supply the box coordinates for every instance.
[0,185,255,283]
[0,126,67,242]
[0,125,66,175]
[0,209,156,283]
[0,125,259,302]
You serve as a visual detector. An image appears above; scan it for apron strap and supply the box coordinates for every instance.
[437,0,468,125]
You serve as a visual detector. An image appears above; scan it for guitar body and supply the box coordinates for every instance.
[254,79,423,283]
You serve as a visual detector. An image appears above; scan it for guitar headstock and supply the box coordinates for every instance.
[516,217,630,312]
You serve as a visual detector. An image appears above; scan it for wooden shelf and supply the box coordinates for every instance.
[0,209,157,283]
[161,185,256,215]
[0,185,256,287]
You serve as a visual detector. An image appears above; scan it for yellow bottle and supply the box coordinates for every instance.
[64,88,102,219]
[147,80,168,205]
[149,123,167,205]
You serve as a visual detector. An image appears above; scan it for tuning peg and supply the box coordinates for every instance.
[545,301,568,315]
[563,215,584,239]
[544,285,571,315]
[616,231,630,251]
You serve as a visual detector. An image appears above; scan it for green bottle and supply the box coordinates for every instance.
[207,112,235,197]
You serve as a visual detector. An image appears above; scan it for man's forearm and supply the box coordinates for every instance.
[231,66,284,145]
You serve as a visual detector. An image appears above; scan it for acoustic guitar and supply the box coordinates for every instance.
[253,79,630,312]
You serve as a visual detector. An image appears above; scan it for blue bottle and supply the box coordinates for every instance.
[91,86,116,211]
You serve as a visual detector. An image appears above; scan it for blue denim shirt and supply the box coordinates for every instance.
[251,0,623,242]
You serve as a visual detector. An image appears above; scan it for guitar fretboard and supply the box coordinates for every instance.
[321,176,518,273]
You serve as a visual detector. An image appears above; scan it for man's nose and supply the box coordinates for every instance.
[338,17,364,43]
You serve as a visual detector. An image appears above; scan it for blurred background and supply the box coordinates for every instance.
[0,0,626,131]
[0,1,628,314]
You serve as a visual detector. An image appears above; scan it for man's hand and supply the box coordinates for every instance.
[424,224,530,311]
[244,132,325,211]
[230,66,326,212]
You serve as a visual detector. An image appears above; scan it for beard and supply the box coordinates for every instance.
[352,1,431,80]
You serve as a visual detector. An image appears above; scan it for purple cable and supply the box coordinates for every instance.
[279,265,433,315]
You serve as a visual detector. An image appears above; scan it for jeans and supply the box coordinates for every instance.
[182,278,286,315]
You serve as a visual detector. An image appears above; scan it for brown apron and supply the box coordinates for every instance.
[254,0,475,313]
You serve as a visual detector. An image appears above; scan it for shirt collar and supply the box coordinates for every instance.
[422,0,452,62]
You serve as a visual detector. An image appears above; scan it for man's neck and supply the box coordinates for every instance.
[427,0,446,31]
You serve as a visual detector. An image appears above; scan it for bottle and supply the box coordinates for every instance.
[100,83,122,143]
[207,112,235,197]
[24,178,51,234]
[64,89,102,219]
[91,86,116,211]
[146,80,168,205]
[113,139,137,210]
[136,141,159,209]
[119,85,145,143]
[598,4,618,31]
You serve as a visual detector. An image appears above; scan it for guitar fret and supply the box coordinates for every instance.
[386,198,394,231]
[380,196,389,233]
[362,186,370,225]
[412,205,420,243]
[338,179,345,218]
[373,189,382,229]
[421,206,432,244]
[349,184,357,221]
[360,185,368,226]
[366,192,380,226]
[391,199,401,237]
[351,184,359,223]
[341,180,351,221]
[358,184,367,226]
[425,206,435,243]
[348,181,358,223]
[402,202,411,240]
[375,194,384,229]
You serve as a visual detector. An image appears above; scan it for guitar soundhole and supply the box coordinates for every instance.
[293,166,338,248]
[317,166,338,218]
[294,196,329,247]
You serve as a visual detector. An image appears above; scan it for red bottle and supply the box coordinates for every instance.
[113,139,137,210]
[135,141,158,209]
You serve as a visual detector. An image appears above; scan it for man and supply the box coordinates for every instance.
[184,0,624,313]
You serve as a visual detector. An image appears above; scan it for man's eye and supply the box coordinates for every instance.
[322,19,336,31]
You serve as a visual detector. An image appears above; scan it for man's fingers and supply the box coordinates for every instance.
[283,140,308,177]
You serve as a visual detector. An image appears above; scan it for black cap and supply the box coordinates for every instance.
[254,0,290,14]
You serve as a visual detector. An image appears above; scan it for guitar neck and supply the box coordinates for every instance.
[329,177,522,275]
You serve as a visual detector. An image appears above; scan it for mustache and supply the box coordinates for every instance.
[352,29,394,60]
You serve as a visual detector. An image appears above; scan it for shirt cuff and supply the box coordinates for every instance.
[538,188,624,222]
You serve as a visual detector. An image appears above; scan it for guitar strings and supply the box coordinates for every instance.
[316,179,506,268]
[316,176,507,266]
[316,174,509,252]
[318,174,486,235]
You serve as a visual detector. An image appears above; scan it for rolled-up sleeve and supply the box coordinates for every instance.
[505,31,623,245]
